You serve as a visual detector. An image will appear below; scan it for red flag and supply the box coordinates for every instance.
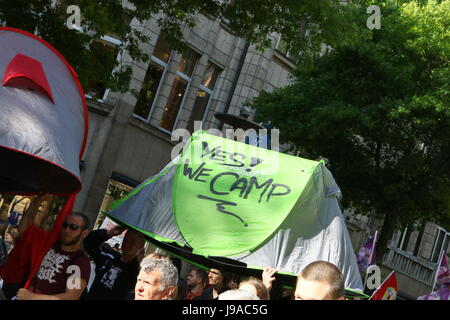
[0,195,77,288]
[24,194,77,288]
[370,271,398,300]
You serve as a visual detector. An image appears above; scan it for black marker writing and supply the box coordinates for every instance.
[197,194,248,227]
[246,157,264,172]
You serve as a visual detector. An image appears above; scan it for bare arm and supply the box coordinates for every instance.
[16,279,87,300]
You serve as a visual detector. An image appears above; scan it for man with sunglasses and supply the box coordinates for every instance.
[16,212,91,300]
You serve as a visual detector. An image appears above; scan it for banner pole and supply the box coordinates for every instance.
[363,231,377,290]
[369,230,378,266]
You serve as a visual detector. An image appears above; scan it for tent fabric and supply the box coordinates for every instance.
[107,131,364,292]
[0,27,88,195]
[108,163,185,245]
[172,132,319,257]
[232,163,363,291]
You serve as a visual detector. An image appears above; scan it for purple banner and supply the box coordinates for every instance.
[418,288,450,300]
[436,253,449,290]
[357,234,376,275]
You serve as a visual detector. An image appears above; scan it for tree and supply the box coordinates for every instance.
[250,0,450,264]
[0,0,369,96]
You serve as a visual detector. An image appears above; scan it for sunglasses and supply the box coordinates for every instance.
[62,222,83,231]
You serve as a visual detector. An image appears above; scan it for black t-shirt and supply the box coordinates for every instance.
[83,229,140,300]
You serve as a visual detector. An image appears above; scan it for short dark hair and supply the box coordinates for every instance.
[191,267,208,286]
[6,227,20,242]
[298,261,345,299]
[68,212,90,230]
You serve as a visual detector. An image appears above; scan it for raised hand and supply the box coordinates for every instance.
[107,225,126,238]
[262,267,277,291]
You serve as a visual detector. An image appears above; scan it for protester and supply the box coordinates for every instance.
[15,212,91,300]
[227,273,240,290]
[135,257,178,300]
[83,225,145,300]
[145,252,169,260]
[184,267,208,300]
[294,261,345,300]
[218,288,260,300]
[239,276,270,300]
[3,228,19,254]
[0,228,17,268]
[140,252,185,300]
[194,268,234,300]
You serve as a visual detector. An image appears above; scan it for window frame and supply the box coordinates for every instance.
[431,227,449,262]
[195,83,216,126]
[84,35,123,104]
[190,62,221,129]
[158,50,200,133]
[132,53,172,124]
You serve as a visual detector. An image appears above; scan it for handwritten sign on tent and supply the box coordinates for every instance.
[172,131,319,256]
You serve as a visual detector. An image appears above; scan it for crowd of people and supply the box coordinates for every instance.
[0,212,347,300]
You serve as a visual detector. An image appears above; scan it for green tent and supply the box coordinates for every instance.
[106,131,366,298]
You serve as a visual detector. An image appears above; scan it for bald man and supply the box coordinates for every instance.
[83,226,145,300]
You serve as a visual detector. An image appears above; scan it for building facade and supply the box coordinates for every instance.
[344,209,450,298]
[72,14,295,230]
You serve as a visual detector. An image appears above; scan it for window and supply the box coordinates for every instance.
[397,227,413,252]
[85,36,121,101]
[413,225,425,257]
[275,34,298,64]
[133,36,172,120]
[276,36,290,56]
[431,227,450,262]
[134,61,165,119]
[94,179,133,230]
[160,48,199,132]
[187,62,220,133]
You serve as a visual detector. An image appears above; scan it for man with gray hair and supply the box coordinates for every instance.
[135,257,178,300]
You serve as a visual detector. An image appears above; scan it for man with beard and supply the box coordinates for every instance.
[195,269,235,300]
[184,267,207,300]
[15,213,91,300]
